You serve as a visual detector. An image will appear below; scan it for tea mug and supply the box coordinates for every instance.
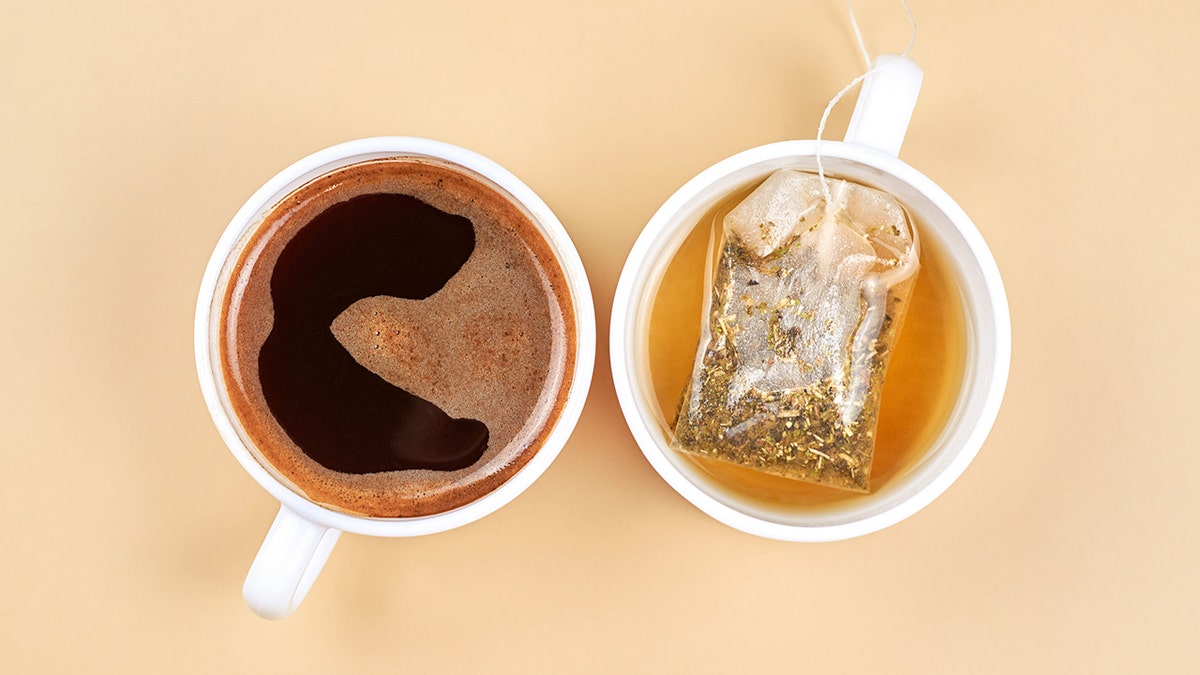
[610,55,1011,541]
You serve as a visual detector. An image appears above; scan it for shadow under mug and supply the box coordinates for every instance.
[195,137,596,619]
[610,55,1011,541]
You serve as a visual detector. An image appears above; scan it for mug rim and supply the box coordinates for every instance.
[195,136,596,536]
[610,139,1011,541]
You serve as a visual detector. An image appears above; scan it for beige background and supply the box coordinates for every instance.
[2,1,1196,672]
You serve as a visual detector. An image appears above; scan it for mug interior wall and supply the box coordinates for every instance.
[629,154,998,529]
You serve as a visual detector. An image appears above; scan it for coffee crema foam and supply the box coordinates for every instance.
[219,157,575,518]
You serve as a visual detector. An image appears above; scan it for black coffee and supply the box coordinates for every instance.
[260,193,489,474]
[219,157,575,518]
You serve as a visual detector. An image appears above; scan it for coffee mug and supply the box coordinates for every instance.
[196,137,596,618]
[610,55,1011,541]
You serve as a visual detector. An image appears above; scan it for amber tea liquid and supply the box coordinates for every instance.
[647,184,968,513]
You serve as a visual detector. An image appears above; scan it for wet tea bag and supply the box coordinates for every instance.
[673,169,919,492]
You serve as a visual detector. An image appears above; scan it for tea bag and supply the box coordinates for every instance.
[673,169,919,492]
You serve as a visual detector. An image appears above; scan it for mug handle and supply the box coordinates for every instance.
[242,505,342,620]
[843,54,924,158]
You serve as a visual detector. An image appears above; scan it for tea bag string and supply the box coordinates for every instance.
[815,0,918,208]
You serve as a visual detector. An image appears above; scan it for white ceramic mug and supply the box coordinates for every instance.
[195,137,596,619]
[610,55,1011,541]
